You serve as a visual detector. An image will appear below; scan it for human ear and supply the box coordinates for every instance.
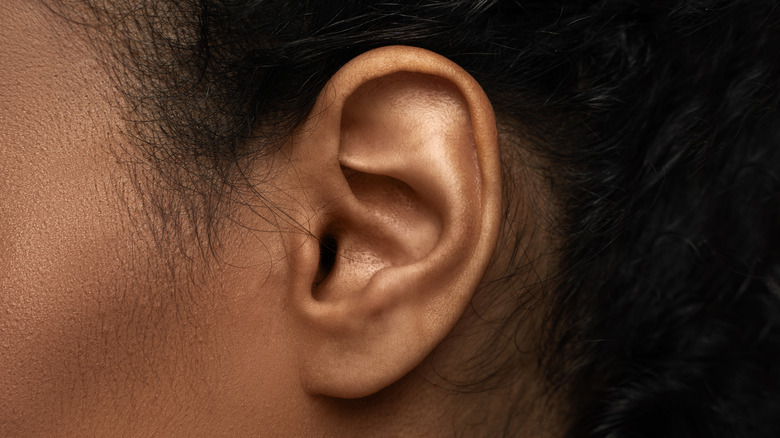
[284,46,501,399]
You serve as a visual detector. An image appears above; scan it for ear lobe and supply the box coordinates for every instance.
[286,46,501,399]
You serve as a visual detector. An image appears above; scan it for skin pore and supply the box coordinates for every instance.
[1,1,558,436]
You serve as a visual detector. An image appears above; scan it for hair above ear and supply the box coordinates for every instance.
[281,46,502,399]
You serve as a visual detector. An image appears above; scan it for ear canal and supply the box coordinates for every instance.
[312,233,338,290]
[285,46,502,399]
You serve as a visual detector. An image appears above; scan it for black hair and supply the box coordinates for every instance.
[57,0,780,436]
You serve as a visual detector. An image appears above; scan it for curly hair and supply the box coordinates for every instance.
[54,0,780,436]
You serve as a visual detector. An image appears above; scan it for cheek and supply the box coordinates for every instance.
[0,69,213,431]
[0,101,297,434]
[0,18,144,431]
[0,9,266,434]
[0,94,296,434]
[0,3,303,434]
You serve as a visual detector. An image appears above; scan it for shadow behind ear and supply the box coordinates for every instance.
[286,46,502,399]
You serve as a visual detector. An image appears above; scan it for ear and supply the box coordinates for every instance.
[285,46,501,399]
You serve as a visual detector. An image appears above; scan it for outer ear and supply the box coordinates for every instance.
[285,46,501,399]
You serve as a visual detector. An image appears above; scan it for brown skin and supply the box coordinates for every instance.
[0,2,557,436]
